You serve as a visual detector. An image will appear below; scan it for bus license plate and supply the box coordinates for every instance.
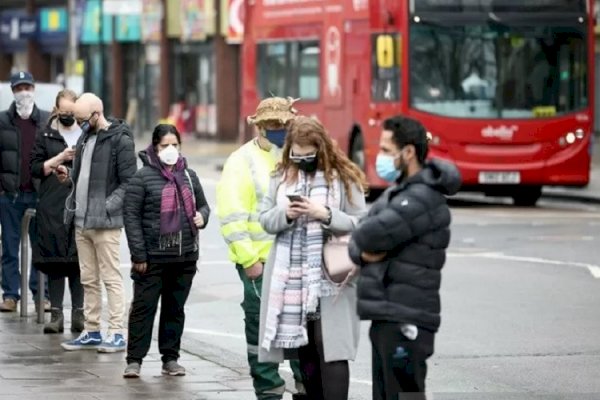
[478,171,521,184]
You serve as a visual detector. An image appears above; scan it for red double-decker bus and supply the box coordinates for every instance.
[241,0,594,206]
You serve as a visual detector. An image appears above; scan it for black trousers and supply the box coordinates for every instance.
[126,262,196,364]
[47,264,83,310]
[370,321,435,400]
[298,319,350,400]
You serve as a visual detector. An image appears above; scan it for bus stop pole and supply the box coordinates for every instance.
[19,209,41,321]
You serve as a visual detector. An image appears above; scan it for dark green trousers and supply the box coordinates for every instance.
[237,265,304,399]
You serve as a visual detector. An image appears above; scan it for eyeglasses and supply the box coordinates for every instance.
[289,151,317,163]
[76,112,97,126]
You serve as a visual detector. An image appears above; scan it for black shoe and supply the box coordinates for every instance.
[292,395,309,400]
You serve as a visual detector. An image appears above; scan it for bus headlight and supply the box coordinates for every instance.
[559,129,585,146]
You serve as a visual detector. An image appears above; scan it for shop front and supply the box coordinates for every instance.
[0,9,33,76]
[37,7,68,83]
[167,0,217,138]
[79,0,112,114]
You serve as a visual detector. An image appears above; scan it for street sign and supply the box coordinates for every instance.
[103,0,142,15]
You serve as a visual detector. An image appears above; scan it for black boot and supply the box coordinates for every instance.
[71,308,84,333]
[43,308,64,334]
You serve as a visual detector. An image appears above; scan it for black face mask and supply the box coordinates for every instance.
[296,156,319,173]
[58,114,75,127]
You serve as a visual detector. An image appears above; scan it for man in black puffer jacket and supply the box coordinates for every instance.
[0,71,50,312]
[349,115,461,400]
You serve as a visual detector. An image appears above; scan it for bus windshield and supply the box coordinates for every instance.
[409,23,588,119]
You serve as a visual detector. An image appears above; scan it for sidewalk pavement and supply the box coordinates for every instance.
[0,312,258,400]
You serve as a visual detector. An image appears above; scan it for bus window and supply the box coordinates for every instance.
[257,41,320,100]
[371,33,401,102]
[257,43,287,98]
[409,23,587,119]
[299,43,320,100]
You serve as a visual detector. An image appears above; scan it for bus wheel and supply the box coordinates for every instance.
[350,132,365,171]
[512,186,542,207]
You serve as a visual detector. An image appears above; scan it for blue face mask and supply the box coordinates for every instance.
[265,129,287,148]
[376,154,401,183]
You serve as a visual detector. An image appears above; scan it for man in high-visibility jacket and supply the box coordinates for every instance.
[217,97,306,400]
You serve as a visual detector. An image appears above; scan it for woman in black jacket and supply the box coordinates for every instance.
[30,89,84,334]
[123,124,210,378]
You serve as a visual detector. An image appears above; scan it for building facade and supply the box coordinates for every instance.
[0,0,241,141]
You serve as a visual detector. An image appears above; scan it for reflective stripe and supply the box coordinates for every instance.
[242,147,264,204]
[224,231,272,244]
[220,212,250,225]
[242,142,280,205]
[263,385,286,395]
[249,231,272,242]
[223,231,251,243]
[247,343,259,355]
[220,211,259,225]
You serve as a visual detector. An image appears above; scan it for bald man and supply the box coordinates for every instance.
[57,93,137,353]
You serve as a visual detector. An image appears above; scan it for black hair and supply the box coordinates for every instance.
[151,124,181,147]
[383,116,428,165]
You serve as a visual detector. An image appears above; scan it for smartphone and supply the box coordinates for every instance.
[287,194,304,203]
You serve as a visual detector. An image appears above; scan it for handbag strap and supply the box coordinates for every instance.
[184,169,197,210]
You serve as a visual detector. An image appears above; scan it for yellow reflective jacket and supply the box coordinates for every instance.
[216,140,281,268]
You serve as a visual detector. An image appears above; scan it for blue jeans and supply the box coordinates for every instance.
[0,192,47,301]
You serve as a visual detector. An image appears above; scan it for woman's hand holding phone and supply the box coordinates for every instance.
[286,195,305,220]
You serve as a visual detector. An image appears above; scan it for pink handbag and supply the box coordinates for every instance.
[322,234,358,285]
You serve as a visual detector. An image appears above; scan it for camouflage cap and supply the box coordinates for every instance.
[247,96,299,126]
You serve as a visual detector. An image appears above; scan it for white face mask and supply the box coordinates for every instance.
[158,145,179,166]
[14,90,35,119]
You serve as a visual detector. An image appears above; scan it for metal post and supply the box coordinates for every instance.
[99,0,105,102]
[67,0,78,73]
[36,270,45,324]
[19,208,36,318]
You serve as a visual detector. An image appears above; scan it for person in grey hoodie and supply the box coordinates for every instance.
[349,115,462,400]
[56,93,137,353]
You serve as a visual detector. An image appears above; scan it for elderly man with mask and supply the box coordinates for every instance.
[0,71,50,312]
[56,92,137,353]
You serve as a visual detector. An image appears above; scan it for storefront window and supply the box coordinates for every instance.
[170,42,216,137]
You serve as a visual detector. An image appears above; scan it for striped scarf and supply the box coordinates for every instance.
[146,145,197,250]
[262,170,340,351]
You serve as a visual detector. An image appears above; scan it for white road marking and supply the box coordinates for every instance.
[185,327,245,339]
[449,252,600,279]
[587,266,600,279]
